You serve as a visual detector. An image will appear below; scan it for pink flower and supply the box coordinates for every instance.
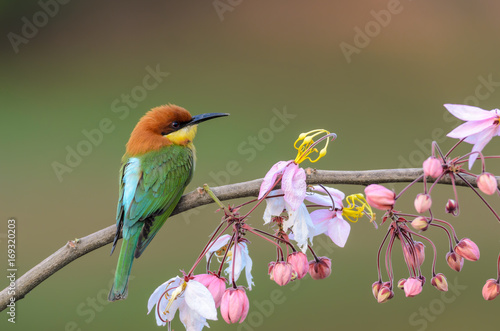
[220,287,250,324]
[259,161,306,211]
[287,252,309,279]
[431,273,448,292]
[411,216,429,231]
[482,279,500,301]
[423,157,443,178]
[269,261,295,286]
[403,242,425,269]
[305,186,351,248]
[376,284,394,303]
[258,130,335,210]
[311,209,351,247]
[308,257,332,280]
[414,194,432,213]
[397,278,407,289]
[446,251,464,272]
[477,172,498,195]
[445,199,458,214]
[454,238,480,261]
[193,274,227,308]
[364,184,395,210]
[403,277,423,297]
[372,281,382,300]
[445,104,500,169]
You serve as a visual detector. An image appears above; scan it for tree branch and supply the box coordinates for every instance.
[0,168,491,311]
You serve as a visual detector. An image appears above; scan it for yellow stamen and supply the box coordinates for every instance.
[163,281,187,315]
[215,243,233,263]
[215,246,228,260]
[342,194,375,223]
[293,129,333,164]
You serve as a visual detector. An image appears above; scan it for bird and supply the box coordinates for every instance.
[108,104,228,301]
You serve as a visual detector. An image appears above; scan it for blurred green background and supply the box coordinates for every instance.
[1,1,500,330]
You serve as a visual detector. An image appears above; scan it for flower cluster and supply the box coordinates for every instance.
[366,104,500,303]
[148,129,374,330]
[146,105,500,330]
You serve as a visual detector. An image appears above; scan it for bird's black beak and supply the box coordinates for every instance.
[188,113,229,126]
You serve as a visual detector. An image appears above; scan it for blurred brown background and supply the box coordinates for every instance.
[1,1,500,330]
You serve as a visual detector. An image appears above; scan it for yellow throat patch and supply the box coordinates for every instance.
[165,125,198,146]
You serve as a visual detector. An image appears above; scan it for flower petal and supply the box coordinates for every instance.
[282,163,306,211]
[184,280,218,320]
[148,276,181,313]
[148,277,183,326]
[304,192,334,207]
[205,234,231,260]
[326,217,351,248]
[258,161,291,199]
[309,209,334,236]
[447,119,495,139]
[224,242,253,289]
[179,300,210,331]
[286,203,314,252]
[467,126,498,169]
[311,185,345,201]
[263,190,286,224]
[444,104,494,121]
[228,243,244,282]
[242,245,254,290]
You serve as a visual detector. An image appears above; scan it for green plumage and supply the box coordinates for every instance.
[108,144,194,301]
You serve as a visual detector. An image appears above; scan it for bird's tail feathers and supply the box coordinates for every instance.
[108,230,140,301]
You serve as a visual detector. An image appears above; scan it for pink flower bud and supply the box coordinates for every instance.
[397,278,406,290]
[193,273,227,308]
[477,172,498,195]
[268,261,276,276]
[411,216,429,231]
[414,194,432,213]
[482,279,500,301]
[308,257,332,280]
[364,184,395,211]
[270,261,295,286]
[431,273,448,292]
[414,242,425,267]
[372,281,382,299]
[403,242,425,269]
[404,277,423,297]
[287,252,309,280]
[220,287,250,324]
[454,238,480,261]
[423,157,443,178]
[377,285,394,303]
[446,251,464,272]
[445,199,458,215]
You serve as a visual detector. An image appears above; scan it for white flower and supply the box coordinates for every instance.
[206,235,254,289]
[148,276,217,331]
[263,189,315,252]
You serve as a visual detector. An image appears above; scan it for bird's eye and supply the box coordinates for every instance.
[171,121,180,129]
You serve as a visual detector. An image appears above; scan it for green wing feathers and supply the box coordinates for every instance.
[109,145,194,301]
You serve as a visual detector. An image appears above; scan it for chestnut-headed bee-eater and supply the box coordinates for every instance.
[108,104,228,301]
